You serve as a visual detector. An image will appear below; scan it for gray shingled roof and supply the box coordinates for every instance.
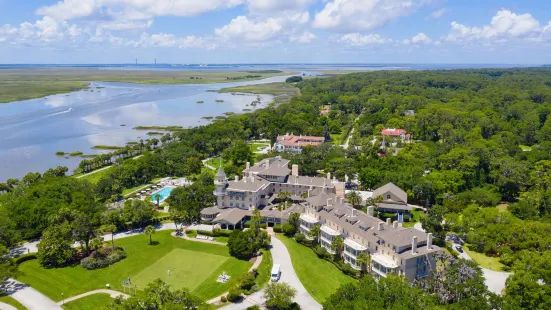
[200,206,222,215]
[244,157,291,174]
[377,202,412,211]
[216,166,226,178]
[372,182,407,203]
[226,177,269,192]
[286,175,334,188]
[213,209,249,225]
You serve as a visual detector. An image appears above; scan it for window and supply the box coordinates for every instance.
[386,194,391,199]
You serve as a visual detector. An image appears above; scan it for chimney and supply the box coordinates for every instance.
[386,218,391,226]
[246,162,250,170]
[266,160,270,168]
[412,236,418,255]
[235,175,239,182]
[327,198,333,206]
[327,172,331,180]
[378,222,384,231]
[427,233,433,249]
[367,206,374,216]
[251,176,254,183]
[292,164,299,176]
[393,221,398,228]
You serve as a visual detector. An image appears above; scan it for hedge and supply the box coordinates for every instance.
[273,224,282,233]
[81,248,126,270]
[243,222,267,229]
[15,253,37,265]
[197,229,232,237]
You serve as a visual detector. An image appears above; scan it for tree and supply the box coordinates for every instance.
[228,230,254,259]
[0,245,16,291]
[419,205,448,246]
[288,212,300,230]
[154,193,161,208]
[95,177,122,202]
[308,224,321,246]
[331,236,344,260]
[250,209,262,234]
[356,252,371,276]
[345,191,362,208]
[123,200,155,228]
[282,223,296,236]
[89,237,103,253]
[105,224,117,247]
[285,76,302,83]
[144,225,156,245]
[294,233,305,243]
[37,223,75,268]
[263,281,297,310]
[277,191,292,211]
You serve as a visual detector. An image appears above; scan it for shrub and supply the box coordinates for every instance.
[81,247,126,270]
[314,245,328,259]
[282,223,296,236]
[15,253,37,265]
[239,273,256,291]
[220,296,227,303]
[403,214,411,222]
[246,306,261,310]
[294,233,305,243]
[226,287,242,302]
[55,151,65,156]
[273,224,282,233]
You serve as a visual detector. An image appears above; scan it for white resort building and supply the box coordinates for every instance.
[200,157,441,282]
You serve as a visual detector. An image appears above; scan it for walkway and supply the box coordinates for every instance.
[0,302,17,310]
[4,279,61,310]
[75,165,112,179]
[58,289,130,305]
[220,236,322,310]
[172,231,226,246]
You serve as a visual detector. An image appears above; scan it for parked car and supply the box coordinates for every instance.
[270,264,281,282]
[456,245,464,253]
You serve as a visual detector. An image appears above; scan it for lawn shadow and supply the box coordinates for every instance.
[149,241,160,246]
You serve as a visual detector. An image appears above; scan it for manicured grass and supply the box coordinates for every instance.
[133,249,228,291]
[62,293,113,310]
[254,249,273,289]
[17,230,251,302]
[0,295,27,310]
[249,143,270,153]
[214,236,229,243]
[402,210,425,228]
[463,244,505,272]
[219,82,299,106]
[277,235,356,304]
[77,167,113,184]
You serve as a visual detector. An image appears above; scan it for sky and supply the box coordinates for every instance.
[0,0,550,64]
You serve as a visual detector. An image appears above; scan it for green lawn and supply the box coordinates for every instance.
[62,293,113,310]
[133,249,228,291]
[218,82,299,106]
[463,245,505,272]
[0,295,27,310]
[77,167,113,184]
[254,249,273,289]
[277,235,356,304]
[402,210,425,228]
[249,143,270,153]
[17,230,251,302]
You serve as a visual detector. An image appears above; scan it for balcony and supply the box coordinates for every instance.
[372,254,398,278]
[344,238,367,257]
[300,213,319,224]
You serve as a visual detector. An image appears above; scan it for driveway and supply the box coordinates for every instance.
[4,279,61,310]
[453,244,511,295]
[220,236,322,310]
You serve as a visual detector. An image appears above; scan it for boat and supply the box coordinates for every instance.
[68,108,74,112]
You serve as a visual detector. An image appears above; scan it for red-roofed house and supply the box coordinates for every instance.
[274,134,325,153]
[381,128,411,144]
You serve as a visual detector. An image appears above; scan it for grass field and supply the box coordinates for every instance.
[254,249,273,290]
[249,142,270,153]
[62,293,113,310]
[133,249,228,291]
[277,235,356,304]
[402,210,425,228]
[77,167,113,184]
[0,295,27,310]
[0,68,292,103]
[219,82,299,106]
[463,245,505,272]
[17,230,251,302]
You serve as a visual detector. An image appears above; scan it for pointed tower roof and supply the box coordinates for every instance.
[216,166,226,178]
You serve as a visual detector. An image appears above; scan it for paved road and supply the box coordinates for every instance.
[4,279,61,310]
[453,243,511,295]
[59,289,129,305]
[220,236,322,310]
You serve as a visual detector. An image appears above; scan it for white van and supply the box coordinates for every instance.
[270,264,281,282]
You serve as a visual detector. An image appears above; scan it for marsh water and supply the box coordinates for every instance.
[0,75,296,180]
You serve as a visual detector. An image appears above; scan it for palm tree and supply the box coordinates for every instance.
[105,224,117,248]
[356,252,371,277]
[155,194,161,208]
[250,209,262,233]
[277,191,292,211]
[288,212,300,229]
[346,191,362,209]
[308,224,321,245]
[300,192,309,199]
[331,236,344,260]
[145,225,156,245]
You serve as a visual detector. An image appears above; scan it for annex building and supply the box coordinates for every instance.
[200,157,440,282]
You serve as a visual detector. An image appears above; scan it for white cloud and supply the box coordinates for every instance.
[0,17,84,46]
[427,8,448,19]
[36,0,245,21]
[313,0,425,32]
[404,32,433,44]
[445,9,544,43]
[215,16,283,42]
[290,31,316,43]
[338,33,392,46]
[246,0,313,12]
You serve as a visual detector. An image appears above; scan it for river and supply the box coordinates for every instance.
[0,75,298,180]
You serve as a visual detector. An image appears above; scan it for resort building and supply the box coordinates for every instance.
[200,157,440,282]
[274,134,325,153]
[372,182,413,221]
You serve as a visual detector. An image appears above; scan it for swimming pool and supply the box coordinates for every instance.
[151,187,174,203]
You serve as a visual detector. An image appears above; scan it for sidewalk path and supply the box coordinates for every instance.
[4,279,61,310]
[58,289,129,305]
[0,302,17,310]
[75,165,112,179]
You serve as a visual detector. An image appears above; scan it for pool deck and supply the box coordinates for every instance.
[151,186,175,203]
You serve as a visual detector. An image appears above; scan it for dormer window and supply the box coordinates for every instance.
[386,194,391,199]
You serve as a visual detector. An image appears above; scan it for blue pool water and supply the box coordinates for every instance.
[151,187,174,202]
